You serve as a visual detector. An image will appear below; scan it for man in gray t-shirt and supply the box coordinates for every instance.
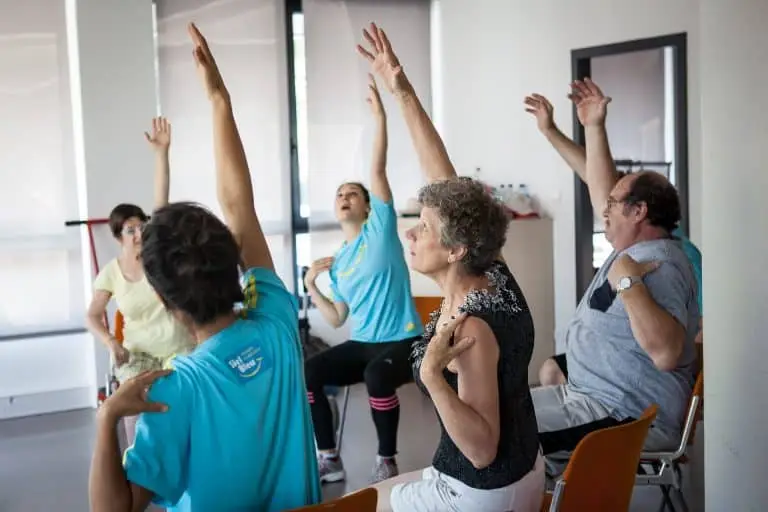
[525,79,700,461]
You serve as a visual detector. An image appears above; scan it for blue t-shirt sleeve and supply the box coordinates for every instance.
[683,241,703,314]
[123,372,190,507]
[241,267,299,324]
[673,231,703,315]
[365,194,397,235]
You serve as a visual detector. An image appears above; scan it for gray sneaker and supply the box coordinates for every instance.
[317,455,346,484]
[370,457,399,484]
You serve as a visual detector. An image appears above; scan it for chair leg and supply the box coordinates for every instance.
[659,485,677,512]
[673,487,690,512]
[335,386,351,452]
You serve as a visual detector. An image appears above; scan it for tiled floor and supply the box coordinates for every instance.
[0,383,703,511]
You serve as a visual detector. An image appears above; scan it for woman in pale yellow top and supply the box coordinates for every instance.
[85,117,194,442]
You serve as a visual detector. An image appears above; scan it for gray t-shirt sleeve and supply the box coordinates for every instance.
[641,262,690,329]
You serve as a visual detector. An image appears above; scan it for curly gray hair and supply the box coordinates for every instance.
[418,177,509,275]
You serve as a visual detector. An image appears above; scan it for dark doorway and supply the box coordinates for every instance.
[571,33,689,302]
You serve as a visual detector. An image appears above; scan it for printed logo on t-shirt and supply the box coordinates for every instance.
[238,273,260,319]
[225,344,272,383]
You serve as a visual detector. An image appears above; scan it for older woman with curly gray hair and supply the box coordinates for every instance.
[358,23,544,512]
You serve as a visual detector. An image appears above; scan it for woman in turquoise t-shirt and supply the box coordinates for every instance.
[88,24,320,512]
[303,75,423,485]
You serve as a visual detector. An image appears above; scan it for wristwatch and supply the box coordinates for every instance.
[616,275,640,293]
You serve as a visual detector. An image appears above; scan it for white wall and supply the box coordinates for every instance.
[434,0,701,340]
[700,0,768,508]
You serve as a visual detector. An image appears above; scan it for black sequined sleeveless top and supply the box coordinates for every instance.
[411,261,539,490]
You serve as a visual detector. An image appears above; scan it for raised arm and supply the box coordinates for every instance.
[569,78,619,217]
[366,74,392,202]
[357,23,456,183]
[524,94,587,180]
[144,117,171,209]
[188,23,273,271]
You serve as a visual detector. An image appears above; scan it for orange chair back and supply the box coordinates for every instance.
[114,310,125,344]
[551,405,658,511]
[288,488,377,511]
[413,296,442,326]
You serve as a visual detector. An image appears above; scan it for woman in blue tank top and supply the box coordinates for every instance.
[303,74,423,485]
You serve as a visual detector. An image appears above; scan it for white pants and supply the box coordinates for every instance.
[388,453,545,512]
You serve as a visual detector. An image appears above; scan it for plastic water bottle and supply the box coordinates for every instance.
[518,183,530,198]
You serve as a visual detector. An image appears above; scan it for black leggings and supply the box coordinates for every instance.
[304,337,418,457]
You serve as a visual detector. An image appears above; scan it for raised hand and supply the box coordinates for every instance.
[524,94,556,133]
[569,77,611,127]
[304,257,334,288]
[356,23,408,96]
[144,116,171,151]
[366,73,385,118]
[188,23,229,102]
[420,313,475,382]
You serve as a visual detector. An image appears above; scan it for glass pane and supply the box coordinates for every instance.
[0,247,84,336]
[292,12,310,219]
[155,0,289,225]
[592,232,613,270]
[0,0,84,335]
[0,0,78,236]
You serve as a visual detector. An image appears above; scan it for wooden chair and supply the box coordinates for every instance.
[114,310,125,343]
[413,296,441,326]
[635,370,704,511]
[542,405,658,512]
[288,488,377,511]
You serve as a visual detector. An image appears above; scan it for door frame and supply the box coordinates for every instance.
[571,33,689,302]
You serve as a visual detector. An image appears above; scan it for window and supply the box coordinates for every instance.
[0,0,84,337]
[154,0,294,289]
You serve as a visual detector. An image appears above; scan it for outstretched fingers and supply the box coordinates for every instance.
[363,26,379,53]
[356,43,375,62]
[188,23,211,55]
[377,25,393,54]
[583,77,604,97]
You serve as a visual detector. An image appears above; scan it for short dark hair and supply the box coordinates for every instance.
[338,182,371,204]
[141,202,244,325]
[108,203,148,238]
[418,177,510,276]
[623,172,681,232]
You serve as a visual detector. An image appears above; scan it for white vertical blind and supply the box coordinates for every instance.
[302,0,432,226]
[0,0,84,336]
[155,0,294,287]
